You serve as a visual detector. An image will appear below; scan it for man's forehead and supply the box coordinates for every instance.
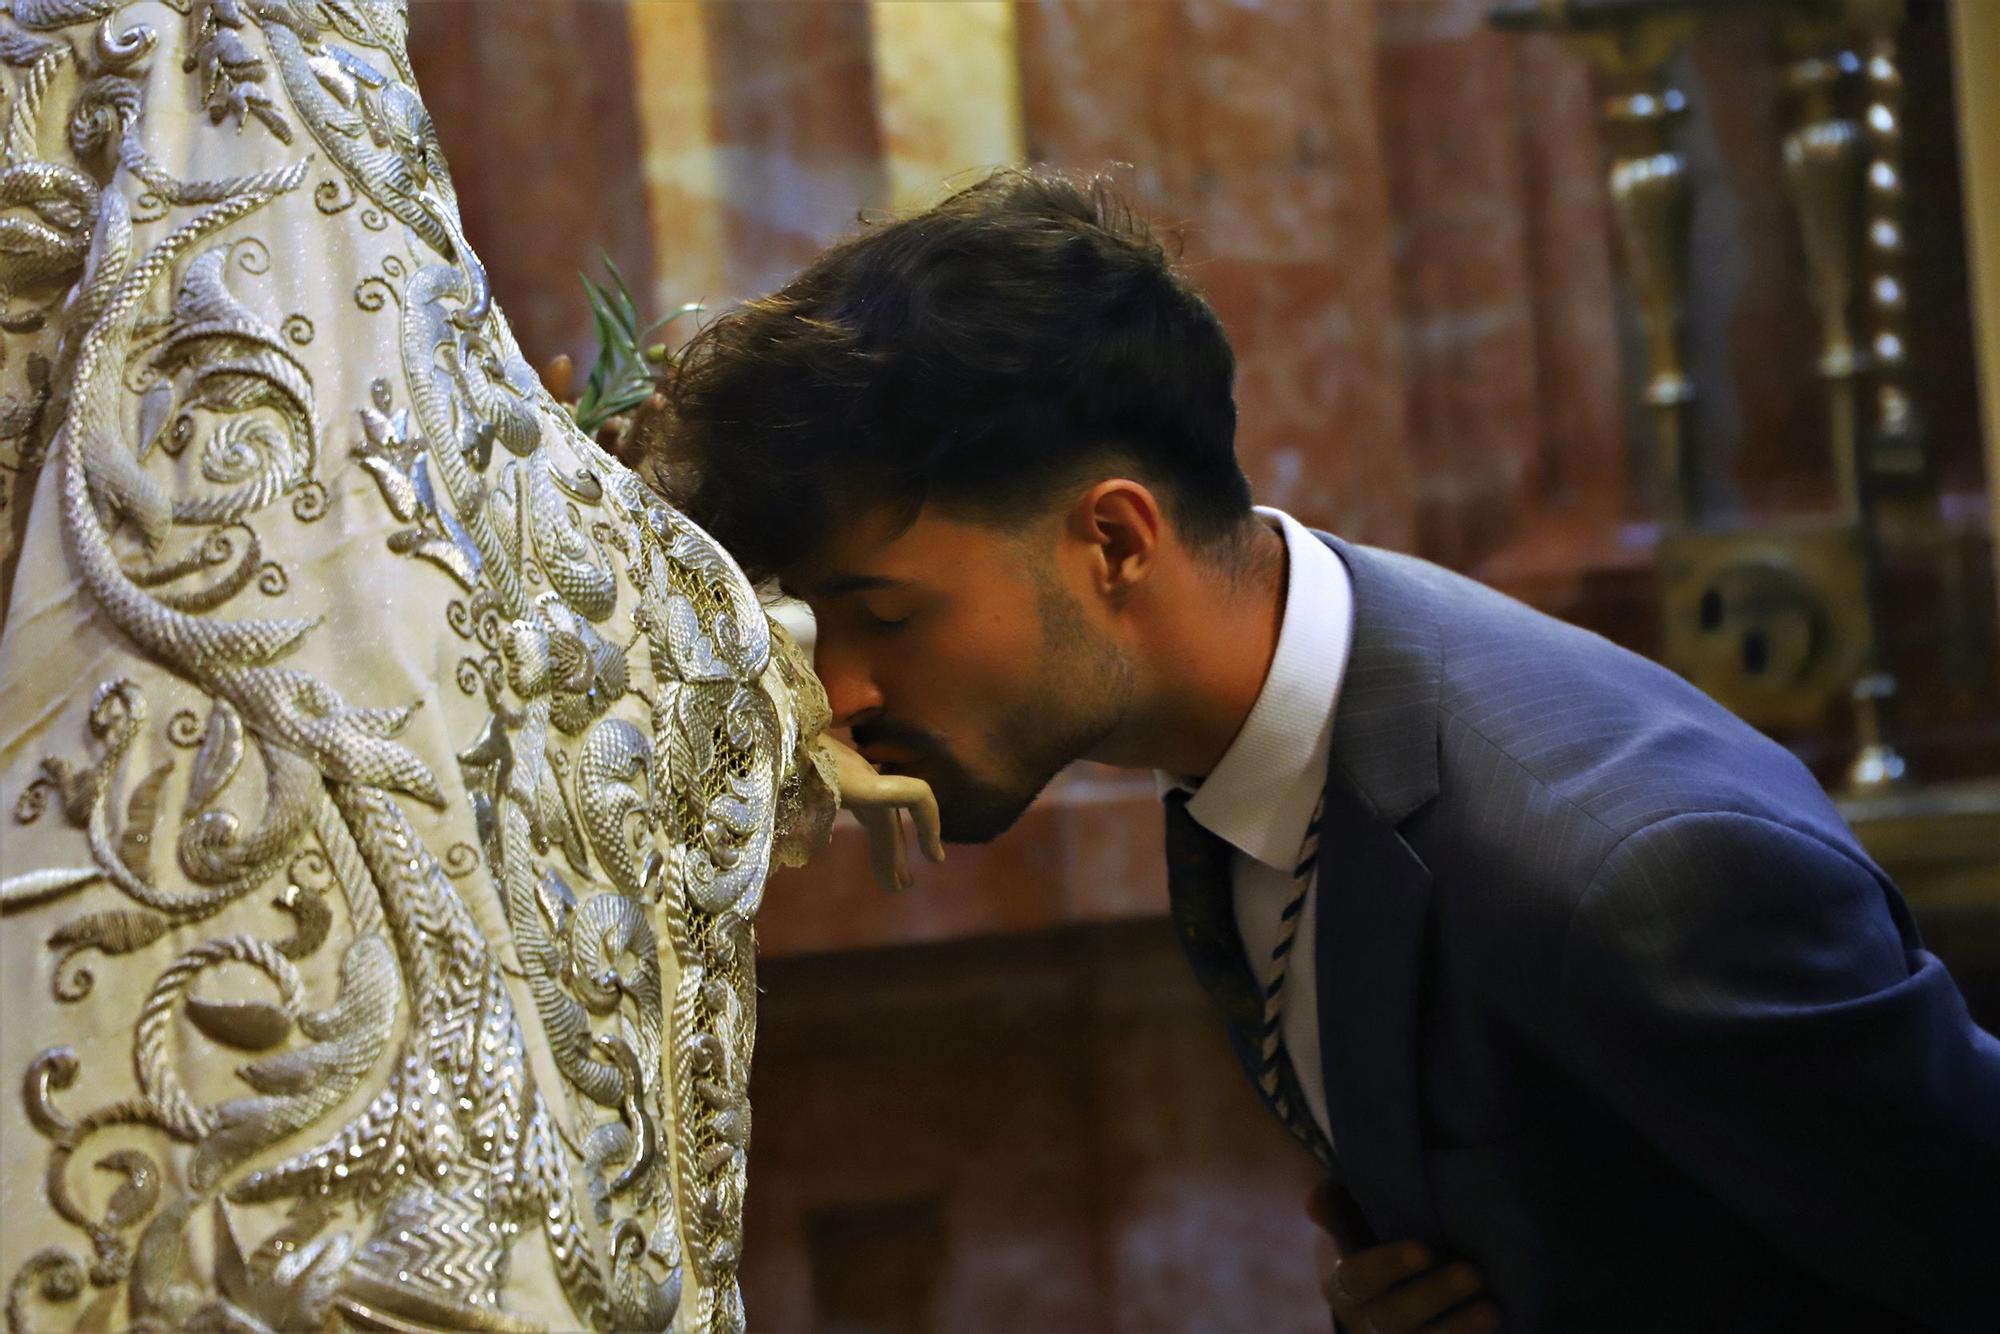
[803,570,906,599]
[786,507,908,596]
[790,505,990,596]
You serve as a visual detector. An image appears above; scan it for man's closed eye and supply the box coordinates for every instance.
[857,603,911,631]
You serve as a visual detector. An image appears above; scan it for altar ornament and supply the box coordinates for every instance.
[1490,0,1947,792]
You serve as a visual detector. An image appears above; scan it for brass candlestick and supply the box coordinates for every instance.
[1493,0,1927,791]
[1858,30,1926,485]
[1780,45,1866,517]
[1605,78,1699,526]
[1492,5,1702,530]
[1778,1,1916,790]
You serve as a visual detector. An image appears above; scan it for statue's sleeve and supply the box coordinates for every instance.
[766,617,841,870]
[0,5,787,1331]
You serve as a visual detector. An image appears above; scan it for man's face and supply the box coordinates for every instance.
[792,504,1134,843]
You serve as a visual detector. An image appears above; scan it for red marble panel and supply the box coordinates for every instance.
[1374,0,1544,570]
[759,801,1068,958]
[758,768,1168,958]
[1053,768,1171,924]
[628,2,731,318]
[1512,34,1628,518]
[407,0,657,371]
[741,934,1113,1333]
[1015,0,1184,193]
[1195,254,1411,543]
[407,4,479,190]
[1081,933,1328,1334]
[741,924,1333,1333]
[1017,0,1416,548]
[1683,13,1835,515]
[702,1,889,297]
[1181,0,1331,180]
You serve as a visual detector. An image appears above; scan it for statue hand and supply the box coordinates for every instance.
[815,734,945,892]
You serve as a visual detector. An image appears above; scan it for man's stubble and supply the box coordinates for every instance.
[930,563,1136,843]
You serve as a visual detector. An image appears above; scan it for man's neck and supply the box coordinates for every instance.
[1099,519,1288,779]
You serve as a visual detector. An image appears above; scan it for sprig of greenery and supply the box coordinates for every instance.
[573,255,692,436]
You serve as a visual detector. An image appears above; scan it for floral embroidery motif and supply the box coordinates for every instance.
[0,5,823,1331]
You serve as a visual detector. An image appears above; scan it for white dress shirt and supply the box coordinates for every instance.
[1158,506,1355,1143]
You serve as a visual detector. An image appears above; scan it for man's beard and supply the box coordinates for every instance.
[850,715,1058,843]
[852,573,1132,844]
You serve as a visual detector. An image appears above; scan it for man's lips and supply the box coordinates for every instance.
[860,746,921,768]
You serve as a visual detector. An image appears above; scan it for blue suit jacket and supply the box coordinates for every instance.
[1288,536,1999,1332]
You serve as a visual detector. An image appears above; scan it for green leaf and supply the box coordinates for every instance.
[575,253,671,435]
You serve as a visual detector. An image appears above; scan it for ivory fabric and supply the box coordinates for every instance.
[0,5,830,1332]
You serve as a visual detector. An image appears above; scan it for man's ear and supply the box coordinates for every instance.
[1066,478,1164,598]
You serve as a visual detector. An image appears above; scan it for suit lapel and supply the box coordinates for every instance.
[1312,535,1444,1241]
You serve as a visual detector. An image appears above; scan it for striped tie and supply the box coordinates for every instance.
[1161,791,1335,1168]
[1254,794,1326,1116]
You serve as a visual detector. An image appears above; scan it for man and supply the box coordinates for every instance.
[657,168,2000,1333]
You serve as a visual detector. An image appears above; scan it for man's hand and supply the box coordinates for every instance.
[1308,1183,1497,1334]
[816,734,945,892]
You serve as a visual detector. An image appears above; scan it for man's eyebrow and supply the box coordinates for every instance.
[808,572,903,598]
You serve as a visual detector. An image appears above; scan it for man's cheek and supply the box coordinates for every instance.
[883,643,964,709]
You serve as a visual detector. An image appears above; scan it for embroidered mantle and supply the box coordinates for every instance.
[0,4,829,1331]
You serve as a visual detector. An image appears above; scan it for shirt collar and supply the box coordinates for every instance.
[1157,507,1354,870]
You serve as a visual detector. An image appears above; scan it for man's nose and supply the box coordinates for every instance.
[815,643,884,729]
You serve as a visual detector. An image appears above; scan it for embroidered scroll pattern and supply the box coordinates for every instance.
[0,4,809,1331]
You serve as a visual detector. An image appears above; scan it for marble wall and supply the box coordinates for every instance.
[406,0,1994,783]
[408,1,657,370]
[400,5,1994,1330]
[1018,0,1420,553]
[412,0,1635,569]
[742,923,1331,1334]
[407,0,1985,577]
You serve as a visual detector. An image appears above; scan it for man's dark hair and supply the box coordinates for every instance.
[654,167,1252,582]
